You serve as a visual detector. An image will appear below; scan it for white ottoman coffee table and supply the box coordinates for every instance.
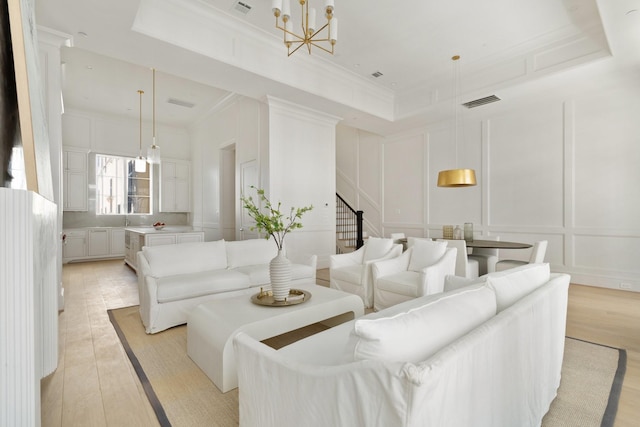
[187,282,364,393]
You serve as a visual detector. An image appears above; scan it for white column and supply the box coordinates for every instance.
[0,189,57,427]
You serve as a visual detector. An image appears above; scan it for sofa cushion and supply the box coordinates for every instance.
[156,269,250,303]
[352,285,496,363]
[487,263,551,312]
[364,237,394,261]
[226,239,279,269]
[143,240,227,278]
[408,239,447,272]
[376,271,420,297]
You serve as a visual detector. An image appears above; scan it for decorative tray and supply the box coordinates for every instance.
[251,288,311,307]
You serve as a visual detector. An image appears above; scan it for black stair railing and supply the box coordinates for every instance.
[336,194,364,251]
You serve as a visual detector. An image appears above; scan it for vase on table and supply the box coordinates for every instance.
[270,249,292,301]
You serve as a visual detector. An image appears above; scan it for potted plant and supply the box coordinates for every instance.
[241,187,313,301]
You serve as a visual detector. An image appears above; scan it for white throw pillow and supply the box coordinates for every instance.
[352,286,497,363]
[226,238,279,268]
[408,240,448,272]
[486,263,551,312]
[363,237,394,261]
[144,240,227,277]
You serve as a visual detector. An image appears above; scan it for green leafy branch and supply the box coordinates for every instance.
[241,187,313,250]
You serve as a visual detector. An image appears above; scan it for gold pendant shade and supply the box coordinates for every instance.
[437,55,477,188]
[437,168,477,187]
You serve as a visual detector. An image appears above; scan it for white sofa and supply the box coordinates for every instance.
[137,239,317,334]
[234,263,570,427]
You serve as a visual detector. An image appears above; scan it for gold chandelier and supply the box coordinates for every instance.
[437,55,477,187]
[271,0,338,56]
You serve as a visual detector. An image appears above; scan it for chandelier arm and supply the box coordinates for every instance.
[308,22,329,39]
[308,41,334,54]
[276,22,305,41]
[287,41,307,56]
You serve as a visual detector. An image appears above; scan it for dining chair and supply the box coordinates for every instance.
[436,239,479,279]
[406,237,432,248]
[468,236,500,275]
[495,240,548,271]
[390,233,406,250]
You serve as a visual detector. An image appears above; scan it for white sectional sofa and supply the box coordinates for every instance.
[137,239,317,334]
[233,263,570,427]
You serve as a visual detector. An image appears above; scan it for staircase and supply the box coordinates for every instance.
[336,194,364,254]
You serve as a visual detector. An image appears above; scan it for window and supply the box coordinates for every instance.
[96,154,151,215]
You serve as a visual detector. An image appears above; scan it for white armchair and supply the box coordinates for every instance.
[372,241,457,311]
[330,237,403,308]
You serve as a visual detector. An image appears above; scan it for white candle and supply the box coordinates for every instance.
[324,0,334,13]
[308,7,317,34]
[330,17,338,42]
[271,0,282,15]
[282,0,291,20]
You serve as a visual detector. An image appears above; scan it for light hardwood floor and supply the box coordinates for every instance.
[42,260,640,426]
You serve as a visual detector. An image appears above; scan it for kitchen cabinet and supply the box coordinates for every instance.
[160,159,190,212]
[88,229,110,257]
[177,233,205,244]
[63,229,87,261]
[63,149,88,211]
[110,228,126,256]
[63,228,126,263]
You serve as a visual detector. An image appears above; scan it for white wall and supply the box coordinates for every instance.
[190,95,339,267]
[266,97,340,268]
[190,95,264,241]
[337,66,640,292]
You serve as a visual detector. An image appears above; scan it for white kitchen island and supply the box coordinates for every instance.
[124,226,204,271]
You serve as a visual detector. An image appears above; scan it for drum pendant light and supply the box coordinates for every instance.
[437,55,477,187]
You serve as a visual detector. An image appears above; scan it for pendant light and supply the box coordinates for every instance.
[147,68,161,164]
[135,89,147,173]
[437,55,477,187]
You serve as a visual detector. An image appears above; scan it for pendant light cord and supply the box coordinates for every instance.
[452,55,460,168]
[152,68,156,142]
[138,90,143,154]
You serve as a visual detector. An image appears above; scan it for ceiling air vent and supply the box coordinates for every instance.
[371,71,383,78]
[462,95,501,109]
[233,1,252,14]
[167,98,196,109]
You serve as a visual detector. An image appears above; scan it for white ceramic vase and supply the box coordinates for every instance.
[270,249,292,301]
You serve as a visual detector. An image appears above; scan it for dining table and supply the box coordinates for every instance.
[465,239,532,250]
[396,238,532,251]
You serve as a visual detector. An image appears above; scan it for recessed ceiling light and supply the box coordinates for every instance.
[77,31,88,37]
[626,9,638,15]
[85,65,93,70]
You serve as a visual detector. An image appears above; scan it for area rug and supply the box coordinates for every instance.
[109,306,626,427]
